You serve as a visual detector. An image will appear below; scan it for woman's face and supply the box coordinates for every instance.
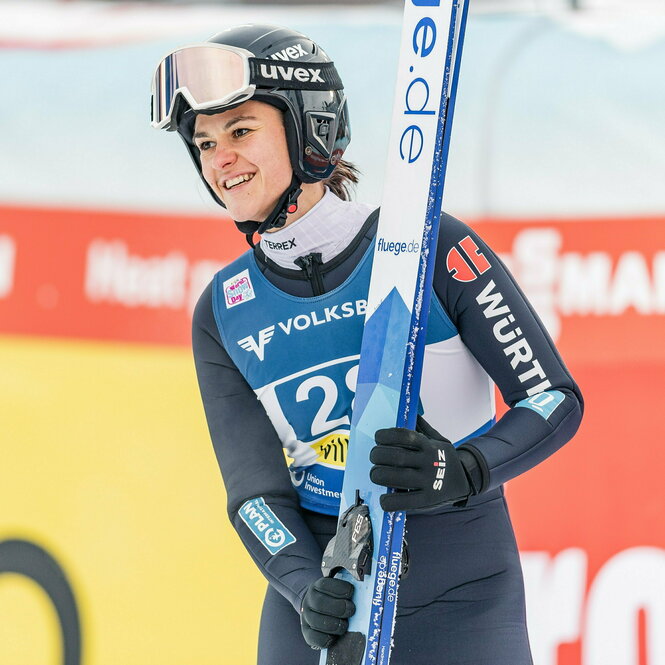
[194,100,294,222]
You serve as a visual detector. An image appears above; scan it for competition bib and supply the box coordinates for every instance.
[212,241,458,514]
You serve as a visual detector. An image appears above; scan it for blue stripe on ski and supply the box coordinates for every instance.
[355,288,412,414]
[352,289,413,663]
[375,3,471,662]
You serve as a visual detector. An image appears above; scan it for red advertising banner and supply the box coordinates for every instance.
[474,217,665,665]
[474,218,665,365]
[2,206,664,361]
[0,205,245,345]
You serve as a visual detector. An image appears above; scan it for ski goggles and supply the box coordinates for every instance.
[151,43,343,130]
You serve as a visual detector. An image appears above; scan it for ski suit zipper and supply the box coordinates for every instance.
[295,253,325,296]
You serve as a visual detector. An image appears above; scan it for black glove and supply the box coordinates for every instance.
[300,577,356,650]
[370,416,472,512]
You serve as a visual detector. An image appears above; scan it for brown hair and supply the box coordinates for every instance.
[323,159,360,201]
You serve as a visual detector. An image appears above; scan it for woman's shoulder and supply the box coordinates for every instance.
[193,280,215,332]
[192,249,253,336]
[434,212,500,274]
[436,211,481,247]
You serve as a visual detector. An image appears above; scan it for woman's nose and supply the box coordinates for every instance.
[212,143,237,171]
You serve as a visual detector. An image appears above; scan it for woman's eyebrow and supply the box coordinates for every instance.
[193,115,259,140]
[224,114,259,130]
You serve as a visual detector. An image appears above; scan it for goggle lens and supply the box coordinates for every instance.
[152,46,250,129]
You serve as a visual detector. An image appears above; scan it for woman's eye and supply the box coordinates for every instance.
[196,140,214,153]
[233,128,250,138]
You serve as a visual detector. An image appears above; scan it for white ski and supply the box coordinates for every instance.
[319,2,470,664]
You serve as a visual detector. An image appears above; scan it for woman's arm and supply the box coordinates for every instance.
[192,282,326,611]
[433,213,584,492]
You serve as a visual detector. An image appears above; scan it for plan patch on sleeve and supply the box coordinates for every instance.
[239,497,296,555]
[223,269,255,308]
[515,390,565,420]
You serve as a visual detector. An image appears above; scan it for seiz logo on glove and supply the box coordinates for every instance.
[433,448,446,491]
[370,416,473,513]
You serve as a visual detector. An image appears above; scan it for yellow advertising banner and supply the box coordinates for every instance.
[0,336,265,665]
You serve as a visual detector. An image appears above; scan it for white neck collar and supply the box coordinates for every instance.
[259,189,374,269]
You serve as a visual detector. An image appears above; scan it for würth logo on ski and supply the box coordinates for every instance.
[238,325,275,361]
[447,235,491,282]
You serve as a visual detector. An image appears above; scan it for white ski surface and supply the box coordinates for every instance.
[320,2,469,664]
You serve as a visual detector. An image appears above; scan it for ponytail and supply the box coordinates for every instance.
[323,159,360,201]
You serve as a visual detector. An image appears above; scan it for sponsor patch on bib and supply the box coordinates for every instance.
[310,431,349,468]
[223,269,255,308]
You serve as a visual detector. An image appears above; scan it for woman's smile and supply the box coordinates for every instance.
[222,172,255,191]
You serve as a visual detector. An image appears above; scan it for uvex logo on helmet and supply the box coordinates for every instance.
[269,43,308,61]
[259,63,325,84]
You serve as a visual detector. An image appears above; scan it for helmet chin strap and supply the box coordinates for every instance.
[234,174,303,247]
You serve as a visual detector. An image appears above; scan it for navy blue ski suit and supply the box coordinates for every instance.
[193,206,583,664]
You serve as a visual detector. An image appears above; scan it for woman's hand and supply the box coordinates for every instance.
[300,577,356,650]
[370,416,472,512]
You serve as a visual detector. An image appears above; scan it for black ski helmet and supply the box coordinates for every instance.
[166,24,351,220]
